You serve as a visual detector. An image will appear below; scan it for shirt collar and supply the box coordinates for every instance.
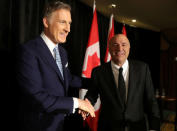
[111,59,128,72]
[40,32,57,55]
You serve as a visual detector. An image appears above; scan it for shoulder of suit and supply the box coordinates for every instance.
[129,59,148,67]
[18,36,43,54]
[21,36,43,48]
[92,62,110,73]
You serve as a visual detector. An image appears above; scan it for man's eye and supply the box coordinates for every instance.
[122,43,127,46]
[59,20,65,24]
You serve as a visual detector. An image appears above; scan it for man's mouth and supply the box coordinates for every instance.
[113,51,124,56]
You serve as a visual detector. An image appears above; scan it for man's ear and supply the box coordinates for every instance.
[43,17,49,28]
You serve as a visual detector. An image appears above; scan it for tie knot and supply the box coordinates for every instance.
[119,67,123,73]
[53,46,58,52]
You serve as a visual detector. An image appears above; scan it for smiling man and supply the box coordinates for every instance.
[109,34,130,66]
[16,1,95,131]
[84,34,160,131]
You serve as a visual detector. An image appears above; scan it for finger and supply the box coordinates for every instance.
[83,115,86,120]
[90,111,96,117]
[78,109,81,114]
[85,98,90,103]
[82,113,87,119]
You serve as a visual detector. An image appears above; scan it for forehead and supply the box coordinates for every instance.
[113,35,129,43]
[51,9,71,20]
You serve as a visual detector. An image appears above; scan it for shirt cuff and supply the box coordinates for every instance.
[73,97,79,113]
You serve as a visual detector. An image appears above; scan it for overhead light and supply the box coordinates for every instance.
[111,4,116,8]
[132,19,136,23]
[108,4,116,8]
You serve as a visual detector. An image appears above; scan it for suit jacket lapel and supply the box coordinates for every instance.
[58,46,69,92]
[104,62,124,108]
[126,60,137,105]
[36,37,65,84]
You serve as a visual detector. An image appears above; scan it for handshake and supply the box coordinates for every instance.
[77,98,95,120]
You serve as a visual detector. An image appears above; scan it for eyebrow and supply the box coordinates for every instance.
[56,19,72,23]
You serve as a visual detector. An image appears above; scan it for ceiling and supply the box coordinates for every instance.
[79,0,177,32]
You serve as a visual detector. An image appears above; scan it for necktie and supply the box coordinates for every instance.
[53,46,64,78]
[118,67,126,106]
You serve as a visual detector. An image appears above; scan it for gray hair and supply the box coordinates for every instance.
[43,1,71,18]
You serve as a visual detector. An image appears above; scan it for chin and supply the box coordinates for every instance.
[58,39,66,43]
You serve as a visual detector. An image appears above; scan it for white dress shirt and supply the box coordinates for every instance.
[40,32,78,113]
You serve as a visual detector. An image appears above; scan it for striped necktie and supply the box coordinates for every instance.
[53,46,64,78]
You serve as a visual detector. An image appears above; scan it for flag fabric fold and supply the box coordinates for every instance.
[79,2,101,131]
[104,14,114,63]
[122,24,127,36]
[81,4,100,78]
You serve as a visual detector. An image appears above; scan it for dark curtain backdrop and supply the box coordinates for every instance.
[1,0,160,130]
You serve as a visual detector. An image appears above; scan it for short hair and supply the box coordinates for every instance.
[43,0,71,18]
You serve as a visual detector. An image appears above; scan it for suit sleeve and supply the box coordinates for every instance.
[84,69,99,106]
[144,64,160,131]
[16,46,73,114]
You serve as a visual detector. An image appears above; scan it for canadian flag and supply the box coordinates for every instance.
[104,14,115,63]
[79,1,101,131]
[122,24,127,36]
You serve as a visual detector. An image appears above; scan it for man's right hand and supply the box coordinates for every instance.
[77,98,95,118]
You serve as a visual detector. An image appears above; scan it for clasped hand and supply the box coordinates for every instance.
[78,98,95,120]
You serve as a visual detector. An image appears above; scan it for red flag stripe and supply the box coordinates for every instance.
[122,24,127,36]
[86,9,99,47]
[81,7,100,78]
[104,14,114,63]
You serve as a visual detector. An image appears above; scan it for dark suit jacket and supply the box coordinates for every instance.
[16,36,82,131]
[85,60,160,131]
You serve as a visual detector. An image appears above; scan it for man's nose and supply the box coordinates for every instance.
[116,45,122,51]
[65,23,70,33]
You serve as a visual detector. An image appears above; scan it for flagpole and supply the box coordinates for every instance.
[104,4,116,63]
[93,0,96,13]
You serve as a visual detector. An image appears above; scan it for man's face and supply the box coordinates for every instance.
[109,34,130,66]
[43,9,72,44]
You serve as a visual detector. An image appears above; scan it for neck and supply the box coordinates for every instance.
[112,60,126,67]
[43,30,57,45]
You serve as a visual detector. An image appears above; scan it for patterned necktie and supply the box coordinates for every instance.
[118,67,126,106]
[53,46,64,78]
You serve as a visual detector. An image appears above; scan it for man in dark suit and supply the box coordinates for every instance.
[82,34,160,131]
[16,1,95,131]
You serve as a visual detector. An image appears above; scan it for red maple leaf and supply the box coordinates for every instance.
[82,52,100,78]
